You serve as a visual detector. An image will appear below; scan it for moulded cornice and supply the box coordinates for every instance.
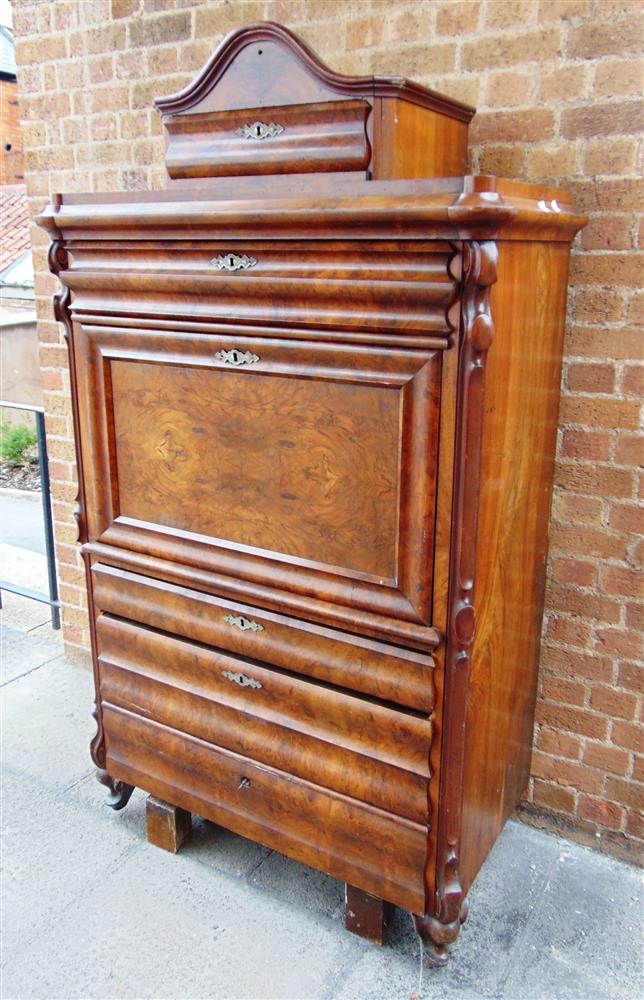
[35,186,587,244]
[153,22,475,124]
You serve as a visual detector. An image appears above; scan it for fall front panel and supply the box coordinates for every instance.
[73,323,442,643]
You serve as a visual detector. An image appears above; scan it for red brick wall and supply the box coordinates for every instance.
[0,77,24,184]
[11,0,643,864]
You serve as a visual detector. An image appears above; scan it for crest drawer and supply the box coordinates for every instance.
[163,99,371,179]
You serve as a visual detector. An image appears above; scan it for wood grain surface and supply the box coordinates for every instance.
[146,796,192,853]
[37,19,586,965]
[74,321,443,639]
[104,704,427,913]
[91,563,437,712]
[97,613,431,822]
[164,99,371,179]
[459,239,574,893]
[111,359,400,578]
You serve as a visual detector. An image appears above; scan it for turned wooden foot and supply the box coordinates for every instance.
[344,884,392,946]
[413,900,469,967]
[146,795,192,852]
[96,768,135,810]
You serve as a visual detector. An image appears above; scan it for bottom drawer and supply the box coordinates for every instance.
[104,704,427,913]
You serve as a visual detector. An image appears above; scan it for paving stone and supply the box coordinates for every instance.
[0,623,63,684]
[182,816,274,880]
[249,848,345,921]
[500,844,643,1000]
[0,589,52,631]
[2,653,95,791]
[0,542,48,588]
[0,542,53,632]
[28,620,65,642]
[1,839,354,1000]
[333,941,490,1000]
[71,775,159,844]
[444,820,567,994]
[1,491,46,554]
[1,768,143,955]
[69,778,275,882]
[502,955,621,1000]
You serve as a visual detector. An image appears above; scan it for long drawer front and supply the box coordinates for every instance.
[103,704,426,912]
[62,241,458,340]
[96,614,431,825]
[91,563,436,713]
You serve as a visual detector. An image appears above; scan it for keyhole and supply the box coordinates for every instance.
[227,254,235,267]
[239,776,251,790]
[255,124,262,137]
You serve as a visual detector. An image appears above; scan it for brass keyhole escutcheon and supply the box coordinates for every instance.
[235,121,284,141]
[210,253,257,272]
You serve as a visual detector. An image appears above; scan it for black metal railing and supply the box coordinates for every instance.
[0,401,61,629]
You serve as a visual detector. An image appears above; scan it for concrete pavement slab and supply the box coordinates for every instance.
[69,778,274,882]
[249,850,345,923]
[0,590,52,632]
[0,542,49,589]
[443,821,568,994]
[2,653,95,792]
[187,817,274,880]
[0,623,63,684]
[499,845,643,1000]
[1,831,357,1000]
[503,955,622,1000]
[1,770,143,957]
[332,937,491,1000]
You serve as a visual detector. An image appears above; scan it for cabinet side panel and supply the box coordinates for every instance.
[459,240,571,893]
[372,98,469,180]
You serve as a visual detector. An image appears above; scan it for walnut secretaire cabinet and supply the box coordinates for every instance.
[38,23,585,966]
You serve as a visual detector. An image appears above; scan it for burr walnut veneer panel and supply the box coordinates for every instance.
[111,360,401,579]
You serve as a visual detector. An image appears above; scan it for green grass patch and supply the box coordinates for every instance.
[0,421,38,466]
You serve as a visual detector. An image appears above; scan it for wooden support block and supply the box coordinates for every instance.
[146,795,191,853]
[344,884,391,946]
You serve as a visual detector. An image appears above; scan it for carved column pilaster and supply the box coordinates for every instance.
[415,240,498,967]
[49,237,127,798]
[49,239,87,548]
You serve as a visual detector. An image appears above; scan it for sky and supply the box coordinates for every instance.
[0,0,12,29]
